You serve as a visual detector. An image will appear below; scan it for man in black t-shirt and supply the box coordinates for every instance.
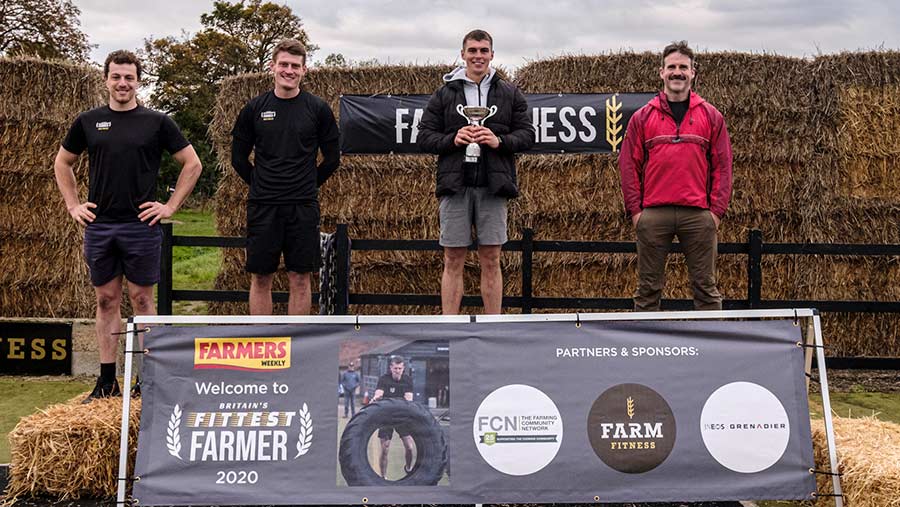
[372,356,415,478]
[231,39,340,315]
[54,50,202,403]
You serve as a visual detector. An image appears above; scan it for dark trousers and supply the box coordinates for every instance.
[634,206,722,311]
[343,391,356,416]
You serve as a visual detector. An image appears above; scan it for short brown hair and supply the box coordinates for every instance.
[104,50,142,80]
[272,39,307,65]
[661,40,694,67]
[462,29,493,50]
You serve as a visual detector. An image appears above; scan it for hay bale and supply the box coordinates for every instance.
[811,416,900,507]
[4,395,140,501]
[0,57,105,318]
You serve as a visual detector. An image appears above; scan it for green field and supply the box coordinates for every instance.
[168,207,221,315]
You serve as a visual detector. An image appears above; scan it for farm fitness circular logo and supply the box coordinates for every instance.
[700,382,790,473]
[473,384,563,476]
[587,383,676,473]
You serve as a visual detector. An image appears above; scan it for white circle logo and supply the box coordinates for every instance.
[472,384,563,476]
[700,382,791,473]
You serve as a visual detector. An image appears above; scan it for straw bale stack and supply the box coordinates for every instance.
[811,416,900,507]
[4,396,140,501]
[0,57,106,318]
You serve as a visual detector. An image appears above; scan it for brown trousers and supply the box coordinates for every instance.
[634,206,722,311]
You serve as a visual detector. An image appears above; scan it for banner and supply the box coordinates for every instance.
[339,93,656,154]
[0,321,72,375]
[133,319,815,505]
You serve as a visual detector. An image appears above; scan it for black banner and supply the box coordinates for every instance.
[339,93,656,155]
[0,322,72,375]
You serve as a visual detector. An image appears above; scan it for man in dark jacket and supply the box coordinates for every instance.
[618,41,733,311]
[418,29,535,315]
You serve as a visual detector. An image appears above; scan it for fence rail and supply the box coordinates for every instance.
[157,222,900,369]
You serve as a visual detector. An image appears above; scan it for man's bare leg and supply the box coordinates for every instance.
[95,276,124,364]
[287,271,312,315]
[478,245,503,314]
[379,437,392,477]
[250,273,275,315]
[441,247,467,314]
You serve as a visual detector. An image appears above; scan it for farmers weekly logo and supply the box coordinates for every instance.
[194,337,291,371]
[165,404,313,462]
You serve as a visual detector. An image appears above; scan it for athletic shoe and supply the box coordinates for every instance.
[131,379,141,399]
[82,377,121,404]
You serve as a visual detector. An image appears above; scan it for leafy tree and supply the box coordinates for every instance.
[0,0,93,61]
[141,0,317,199]
[323,53,347,67]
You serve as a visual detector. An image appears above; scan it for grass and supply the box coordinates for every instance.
[0,377,94,463]
[167,208,221,315]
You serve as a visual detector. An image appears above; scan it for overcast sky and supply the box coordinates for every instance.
[77,0,900,70]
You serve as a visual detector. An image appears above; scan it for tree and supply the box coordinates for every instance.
[141,0,317,198]
[323,53,347,67]
[0,0,92,61]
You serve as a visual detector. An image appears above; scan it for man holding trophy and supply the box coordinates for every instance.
[418,29,534,315]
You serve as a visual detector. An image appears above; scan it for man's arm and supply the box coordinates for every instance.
[707,108,733,221]
[477,86,535,152]
[418,90,471,154]
[138,145,202,225]
[231,137,254,185]
[54,147,96,226]
[316,103,341,187]
[618,109,646,226]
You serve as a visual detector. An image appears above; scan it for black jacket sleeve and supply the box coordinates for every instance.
[498,86,535,154]
[417,89,458,155]
[316,101,341,187]
[231,137,254,185]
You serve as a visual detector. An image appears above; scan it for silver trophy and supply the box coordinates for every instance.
[456,104,498,163]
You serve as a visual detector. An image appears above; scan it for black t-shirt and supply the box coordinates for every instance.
[232,90,339,203]
[62,105,190,223]
[668,98,690,126]
[376,373,413,399]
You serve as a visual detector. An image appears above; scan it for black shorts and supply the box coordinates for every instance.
[245,202,321,274]
[378,426,412,440]
[84,222,162,286]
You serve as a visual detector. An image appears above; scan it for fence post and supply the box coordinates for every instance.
[747,229,763,309]
[334,223,351,315]
[158,222,174,315]
[521,228,534,314]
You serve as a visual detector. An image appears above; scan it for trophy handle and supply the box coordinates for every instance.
[483,105,498,121]
[456,104,468,120]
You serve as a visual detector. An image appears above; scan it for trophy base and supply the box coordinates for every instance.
[464,155,479,163]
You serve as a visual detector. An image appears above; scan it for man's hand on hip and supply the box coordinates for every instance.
[710,211,720,228]
[68,202,97,226]
[138,201,175,226]
[631,212,642,228]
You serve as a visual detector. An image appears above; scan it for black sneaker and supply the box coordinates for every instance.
[82,377,121,404]
[131,379,141,399]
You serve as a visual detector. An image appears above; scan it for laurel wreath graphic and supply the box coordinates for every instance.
[626,396,635,420]
[167,404,183,460]
[295,403,313,458]
[606,94,623,153]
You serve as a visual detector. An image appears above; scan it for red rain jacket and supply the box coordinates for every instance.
[618,91,733,218]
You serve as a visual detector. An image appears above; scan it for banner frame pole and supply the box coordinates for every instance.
[813,313,844,507]
[131,308,817,327]
[117,319,137,506]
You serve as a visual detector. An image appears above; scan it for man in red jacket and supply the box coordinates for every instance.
[618,41,733,311]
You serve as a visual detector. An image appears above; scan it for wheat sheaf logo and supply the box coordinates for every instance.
[167,404,183,460]
[627,396,635,420]
[605,94,623,152]
[295,403,313,458]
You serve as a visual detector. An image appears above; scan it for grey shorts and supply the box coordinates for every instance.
[439,187,508,247]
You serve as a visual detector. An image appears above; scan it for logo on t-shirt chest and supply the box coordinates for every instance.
[261,111,276,121]
[95,121,111,131]
[389,387,396,394]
